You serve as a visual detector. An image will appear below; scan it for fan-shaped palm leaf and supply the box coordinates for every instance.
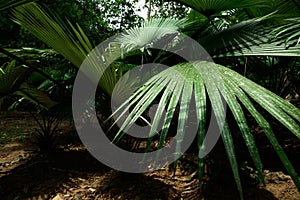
[173,0,299,56]
[116,17,190,52]
[270,17,300,47]
[111,61,300,199]
[198,14,273,55]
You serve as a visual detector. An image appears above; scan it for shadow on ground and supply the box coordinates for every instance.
[0,147,282,200]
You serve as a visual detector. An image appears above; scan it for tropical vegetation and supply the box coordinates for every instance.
[0,0,299,199]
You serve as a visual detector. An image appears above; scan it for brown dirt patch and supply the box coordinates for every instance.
[0,112,299,200]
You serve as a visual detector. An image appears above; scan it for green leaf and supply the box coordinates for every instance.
[172,0,271,17]
[11,3,92,67]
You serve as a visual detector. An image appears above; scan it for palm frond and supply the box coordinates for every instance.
[0,0,33,11]
[11,2,92,67]
[270,17,300,47]
[172,0,271,17]
[218,43,300,57]
[10,2,120,95]
[116,18,190,52]
[111,61,300,198]
[199,15,273,55]
[0,48,57,58]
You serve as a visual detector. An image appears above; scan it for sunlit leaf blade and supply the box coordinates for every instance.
[143,76,178,154]
[11,2,92,67]
[113,75,172,142]
[193,72,206,185]
[195,61,243,198]
[222,79,264,184]
[109,75,166,130]
[156,74,185,159]
[173,65,194,170]
[148,81,175,138]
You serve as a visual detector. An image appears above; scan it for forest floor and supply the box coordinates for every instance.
[0,112,299,200]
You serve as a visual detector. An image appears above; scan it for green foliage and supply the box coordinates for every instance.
[146,0,190,19]
[0,0,33,11]
[0,0,299,199]
[11,2,93,67]
[111,61,300,198]
[31,103,70,153]
[111,1,300,197]
[0,60,57,109]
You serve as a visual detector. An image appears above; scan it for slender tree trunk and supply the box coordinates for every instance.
[147,0,152,19]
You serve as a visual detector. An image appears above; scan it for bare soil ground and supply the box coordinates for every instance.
[0,112,299,200]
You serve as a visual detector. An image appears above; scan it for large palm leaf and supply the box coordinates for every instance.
[112,61,300,199]
[10,2,120,95]
[11,2,92,67]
